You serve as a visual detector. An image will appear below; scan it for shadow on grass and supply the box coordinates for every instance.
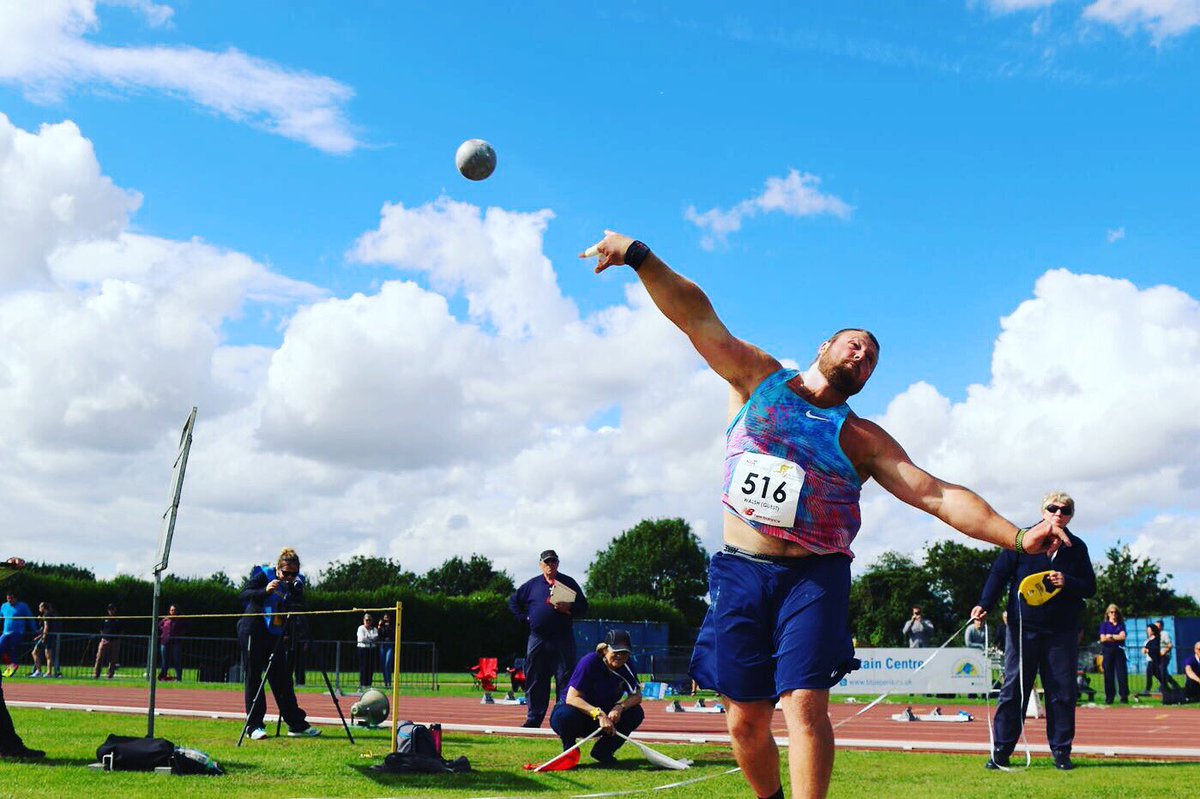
[354,757,725,793]
[354,763,561,793]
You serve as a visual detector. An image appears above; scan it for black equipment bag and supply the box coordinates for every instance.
[372,721,470,774]
[96,734,175,771]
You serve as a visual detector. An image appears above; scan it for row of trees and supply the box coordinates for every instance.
[313,554,514,597]
[20,519,1199,650]
[295,519,710,626]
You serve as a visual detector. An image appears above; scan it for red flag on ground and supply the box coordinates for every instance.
[524,748,580,771]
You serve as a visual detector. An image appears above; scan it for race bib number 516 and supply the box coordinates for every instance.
[728,453,805,528]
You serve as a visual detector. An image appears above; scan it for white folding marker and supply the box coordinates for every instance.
[614,731,692,770]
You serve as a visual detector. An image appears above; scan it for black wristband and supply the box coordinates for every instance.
[625,240,650,271]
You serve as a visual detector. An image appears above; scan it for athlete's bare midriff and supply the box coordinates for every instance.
[722,515,817,557]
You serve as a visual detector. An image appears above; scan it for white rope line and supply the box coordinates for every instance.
[1,606,399,622]
[985,600,1033,772]
[831,618,971,731]
[568,767,743,798]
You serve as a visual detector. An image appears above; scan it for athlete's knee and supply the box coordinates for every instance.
[726,700,774,741]
[780,690,831,734]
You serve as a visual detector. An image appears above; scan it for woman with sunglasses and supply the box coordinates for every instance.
[972,491,1095,772]
[1097,604,1129,704]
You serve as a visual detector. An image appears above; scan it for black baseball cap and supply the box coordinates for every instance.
[605,629,632,653]
[540,549,559,563]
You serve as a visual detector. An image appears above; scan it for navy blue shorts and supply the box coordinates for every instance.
[689,549,855,702]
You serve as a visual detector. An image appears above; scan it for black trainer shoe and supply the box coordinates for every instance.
[1053,751,1074,771]
[984,752,1010,770]
[0,746,46,762]
[520,719,541,728]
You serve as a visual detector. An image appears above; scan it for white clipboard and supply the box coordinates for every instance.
[549,581,576,604]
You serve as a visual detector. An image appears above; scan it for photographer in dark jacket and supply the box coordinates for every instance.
[238,547,320,740]
[508,549,588,728]
[972,491,1095,772]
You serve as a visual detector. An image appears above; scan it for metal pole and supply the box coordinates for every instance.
[391,601,402,753]
[146,407,196,738]
[147,572,161,737]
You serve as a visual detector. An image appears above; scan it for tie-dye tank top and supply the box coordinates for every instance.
[721,368,862,557]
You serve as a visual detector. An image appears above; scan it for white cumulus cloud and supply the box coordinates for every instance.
[860,268,1200,595]
[1083,0,1200,41]
[3,112,1198,602]
[685,169,851,250]
[0,0,359,152]
[980,0,1200,40]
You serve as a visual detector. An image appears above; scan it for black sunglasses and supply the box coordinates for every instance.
[1045,504,1074,515]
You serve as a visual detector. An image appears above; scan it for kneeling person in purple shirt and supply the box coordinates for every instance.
[550,630,644,766]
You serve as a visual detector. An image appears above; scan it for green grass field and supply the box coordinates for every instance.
[2,706,1196,798]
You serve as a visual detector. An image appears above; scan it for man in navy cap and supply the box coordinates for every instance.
[508,549,588,727]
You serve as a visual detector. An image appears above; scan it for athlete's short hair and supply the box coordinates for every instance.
[827,328,880,353]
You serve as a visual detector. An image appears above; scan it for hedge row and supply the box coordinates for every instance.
[6,572,688,669]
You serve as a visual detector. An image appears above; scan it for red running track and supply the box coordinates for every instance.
[6,681,1198,760]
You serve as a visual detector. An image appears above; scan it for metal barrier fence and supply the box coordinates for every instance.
[16,632,438,693]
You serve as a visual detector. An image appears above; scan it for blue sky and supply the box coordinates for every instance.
[1,1,1198,596]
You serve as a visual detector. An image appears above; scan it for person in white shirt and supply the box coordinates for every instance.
[356,613,379,691]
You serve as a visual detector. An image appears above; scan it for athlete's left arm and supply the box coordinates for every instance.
[847,418,1069,554]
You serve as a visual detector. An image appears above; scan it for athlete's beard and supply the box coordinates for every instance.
[818,351,867,396]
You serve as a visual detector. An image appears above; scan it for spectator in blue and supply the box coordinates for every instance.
[508,549,588,728]
[238,547,320,740]
[377,613,394,689]
[1,589,34,678]
[972,490,1095,772]
[0,557,43,761]
[550,629,644,765]
[1097,604,1129,704]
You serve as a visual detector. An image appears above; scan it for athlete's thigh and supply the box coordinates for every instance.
[775,555,853,693]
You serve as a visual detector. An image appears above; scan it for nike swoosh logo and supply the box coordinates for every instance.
[806,411,831,422]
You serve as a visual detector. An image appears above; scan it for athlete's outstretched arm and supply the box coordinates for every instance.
[848,418,1070,555]
[584,231,778,399]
